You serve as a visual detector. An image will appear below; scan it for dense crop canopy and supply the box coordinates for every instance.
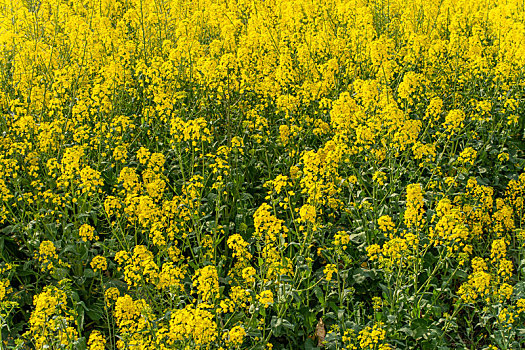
[0,0,524,348]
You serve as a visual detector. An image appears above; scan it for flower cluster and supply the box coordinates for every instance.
[1,0,525,348]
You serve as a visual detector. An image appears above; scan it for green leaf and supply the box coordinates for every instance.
[304,338,320,350]
[411,318,430,339]
[313,286,325,306]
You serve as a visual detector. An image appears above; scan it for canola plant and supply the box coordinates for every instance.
[0,0,525,348]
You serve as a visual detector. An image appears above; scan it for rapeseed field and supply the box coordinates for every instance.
[0,0,524,348]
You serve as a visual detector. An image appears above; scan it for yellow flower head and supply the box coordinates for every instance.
[88,330,106,350]
[257,290,274,308]
[223,325,246,346]
[79,224,97,242]
[91,256,108,272]
[299,204,316,224]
